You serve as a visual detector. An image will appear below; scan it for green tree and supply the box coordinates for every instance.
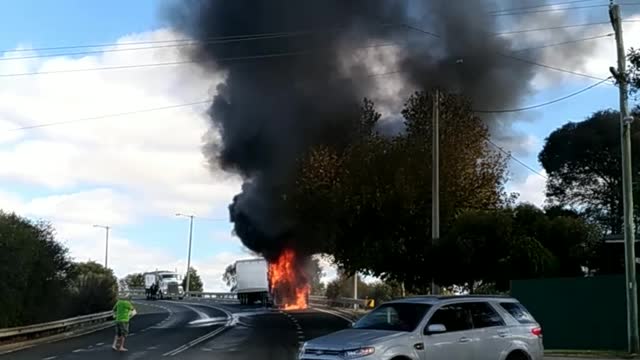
[67,261,118,316]
[119,273,145,290]
[437,203,600,292]
[182,267,204,292]
[539,109,640,234]
[222,263,237,291]
[288,91,510,292]
[0,211,73,327]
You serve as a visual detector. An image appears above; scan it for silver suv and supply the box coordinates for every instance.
[299,295,543,360]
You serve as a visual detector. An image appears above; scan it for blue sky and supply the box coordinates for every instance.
[0,1,637,289]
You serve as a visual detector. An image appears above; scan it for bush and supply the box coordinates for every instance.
[67,261,118,316]
[0,212,73,327]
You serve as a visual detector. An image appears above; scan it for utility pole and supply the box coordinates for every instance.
[176,213,195,294]
[354,273,358,310]
[431,89,440,295]
[610,2,639,353]
[93,224,110,268]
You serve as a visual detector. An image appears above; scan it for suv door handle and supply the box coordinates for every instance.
[458,337,471,343]
[498,330,509,337]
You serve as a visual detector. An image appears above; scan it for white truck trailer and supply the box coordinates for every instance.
[235,258,271,305]
[144,270,184,300]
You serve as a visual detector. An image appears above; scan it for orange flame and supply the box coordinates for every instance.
[268,249,310,310]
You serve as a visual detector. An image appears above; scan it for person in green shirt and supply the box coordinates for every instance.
[112,295,136,352]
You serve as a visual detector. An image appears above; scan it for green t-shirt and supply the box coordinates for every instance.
[113,300,134,323]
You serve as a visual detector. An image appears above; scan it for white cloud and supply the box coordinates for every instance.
[0,29,248,290]
[509,170,547,208]
[0,28,241,219]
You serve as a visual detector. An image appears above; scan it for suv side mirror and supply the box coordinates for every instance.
[426,324,447,334]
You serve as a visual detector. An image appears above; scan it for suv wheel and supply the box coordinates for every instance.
[506,350,529,360]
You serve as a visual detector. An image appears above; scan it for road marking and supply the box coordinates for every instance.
[162,325,229,356]
[161,301,233,357]
[42,357,57,360]
[96,342,104,346]
[180,304,210,321]
[311,307,356,324]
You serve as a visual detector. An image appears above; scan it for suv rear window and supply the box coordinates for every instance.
[499,302,536,324]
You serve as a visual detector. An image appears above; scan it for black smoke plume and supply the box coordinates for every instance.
[169,0,589,260]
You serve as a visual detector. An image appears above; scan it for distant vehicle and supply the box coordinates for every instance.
[144,271,184,300]
[299,295,543,360]
[235,258,271,306]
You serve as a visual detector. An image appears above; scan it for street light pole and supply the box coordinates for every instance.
[176,213,195,294]
[93,224,110,268]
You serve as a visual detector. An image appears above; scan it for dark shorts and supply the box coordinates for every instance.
[115,321,129,337]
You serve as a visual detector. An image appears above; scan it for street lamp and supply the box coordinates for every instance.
[176,213,195,294]
[93,224,110,268]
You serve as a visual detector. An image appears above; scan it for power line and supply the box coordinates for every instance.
[1,26,397,62]
[500,52,611,81]
[5,74,612,133]
[3,69,408,131]
[494,21,611,35]
[6,100,212,131]
[0,34,295,62]
[485,137,548,180]
[511,33,613,53]
[473,77,612,113]
[492,3,640,16]
[405,24,610,82]
[0,21,622,81]
[0,33,300,54]
[0,42,401,78]
[0,23,403,56]
[490,0,602,14]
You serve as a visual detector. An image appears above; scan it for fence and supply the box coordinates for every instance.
[511,274,628,351]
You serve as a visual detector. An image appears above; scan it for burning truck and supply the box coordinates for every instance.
[235,250,310,310]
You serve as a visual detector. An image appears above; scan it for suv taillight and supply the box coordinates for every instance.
[531,327,542,337]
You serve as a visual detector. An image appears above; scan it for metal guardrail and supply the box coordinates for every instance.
[0,311,112,342]
[120,288,366,307]
[309,295,370,309]
[118,289,237,300]
[0,292,369,346]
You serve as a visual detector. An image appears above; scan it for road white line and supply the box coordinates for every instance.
[311,307,356,324]
[161,301,234,357]
[42,357,57,360]
[162,325,229,356]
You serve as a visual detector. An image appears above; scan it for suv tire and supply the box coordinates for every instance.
[506,350,530,360]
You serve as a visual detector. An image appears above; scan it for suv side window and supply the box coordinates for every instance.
[425,304,473,334]
[466,302,505,328]
[499,302,536,324]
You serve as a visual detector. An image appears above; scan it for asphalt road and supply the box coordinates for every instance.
[172,303,351,360]
[3,300,230,360]
[2,301,607,360]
